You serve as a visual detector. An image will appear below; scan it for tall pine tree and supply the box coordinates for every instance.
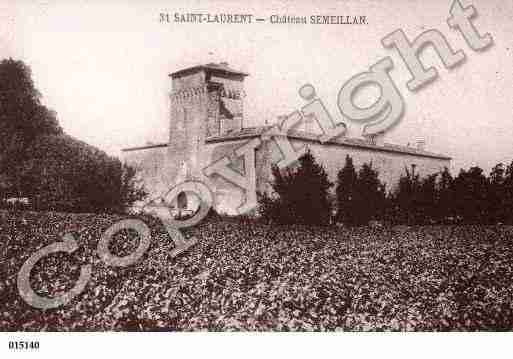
[258,150,333,225]
[335,155,358,224]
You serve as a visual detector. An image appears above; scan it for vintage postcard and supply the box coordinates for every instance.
[1,0,512,357]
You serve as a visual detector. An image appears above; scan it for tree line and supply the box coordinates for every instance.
[258,150,513,226]
[0,59,146,213]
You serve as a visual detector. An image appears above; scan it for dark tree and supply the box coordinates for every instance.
[390,165,421,224]
[0,59,62,197]
[352,162,386,225]
[437,166,454,222]
[258,150,333,225]
[0,59,146,213]
[452,166,489,223]
[487,163,506,223]
[24,134,147,213]
[501,161,513,223]
[390,166,456,224]
[335,155,358,224]
[417,173,438,224]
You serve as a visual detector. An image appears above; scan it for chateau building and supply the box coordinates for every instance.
[122,62,451,215]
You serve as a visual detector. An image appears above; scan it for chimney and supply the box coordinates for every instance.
[365,133,384,146]
[416,140,426,151]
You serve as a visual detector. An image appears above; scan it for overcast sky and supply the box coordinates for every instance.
[3,0,512,173]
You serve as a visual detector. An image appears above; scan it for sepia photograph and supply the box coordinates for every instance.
[1,0,512,357]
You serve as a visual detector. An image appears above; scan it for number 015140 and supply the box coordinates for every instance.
[9,341,39,350]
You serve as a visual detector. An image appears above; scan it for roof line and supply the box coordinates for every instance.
[169,64,249,78]
[122,143,168,152]
[122,132,451,160]
[205,132,451,160]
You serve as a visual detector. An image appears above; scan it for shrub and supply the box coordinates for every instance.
[23,134,147,213]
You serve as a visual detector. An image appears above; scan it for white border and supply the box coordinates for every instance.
[1,332,512,359]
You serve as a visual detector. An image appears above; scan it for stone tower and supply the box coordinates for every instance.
[168,62,248,184]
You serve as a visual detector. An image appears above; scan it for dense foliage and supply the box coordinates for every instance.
[23,134,146,213]
[0,58,146,213]
[387,165,439,225]
[261,150,513,226]
[258,150,333,225]
[2,210,512,331]
[335,156,386,226]
[388,162,513,225]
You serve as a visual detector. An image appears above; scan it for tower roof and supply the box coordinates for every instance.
[169,62,249,79]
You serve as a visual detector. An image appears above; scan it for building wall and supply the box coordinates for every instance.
[201,138,450,214]
[259,139,450,193]
[200,139,268,214]
[123,145,173,204]
[123,135,449,215]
